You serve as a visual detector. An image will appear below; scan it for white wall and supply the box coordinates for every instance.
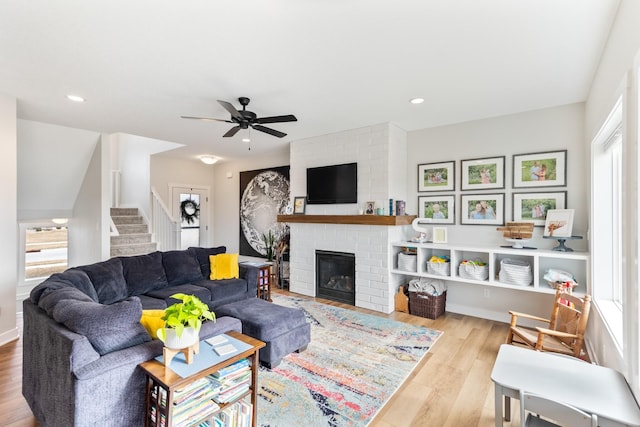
[213,146,290,253]
[0,93,18,345]
[17,120,99,221]
[68,137,108,266]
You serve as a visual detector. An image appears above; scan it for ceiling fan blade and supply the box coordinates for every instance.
[255,114,298,124]
[223,126,242,137]
[252,124,287,138]
[217,100,244,120]
[180,115,232,123]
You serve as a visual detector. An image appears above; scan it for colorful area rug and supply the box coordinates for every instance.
[257,295,443,427]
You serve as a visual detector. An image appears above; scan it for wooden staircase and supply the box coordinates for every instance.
[110,207,157,257]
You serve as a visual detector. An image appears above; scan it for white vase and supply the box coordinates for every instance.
[157,326,199,349]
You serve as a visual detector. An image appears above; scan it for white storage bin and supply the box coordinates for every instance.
[498,258,532,286]
[397,252,417,272]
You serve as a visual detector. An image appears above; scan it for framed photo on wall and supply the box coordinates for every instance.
[460,156,505,190]
[513,150,567,188]
[418,195,455,224]
[513,191,567,226]
[418,161,455,192]
[460,193,505,225]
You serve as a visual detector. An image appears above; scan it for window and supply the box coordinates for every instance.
[591,97,623,348]
[24,225,68,281]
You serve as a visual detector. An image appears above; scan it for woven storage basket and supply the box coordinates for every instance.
[427,261,450,276]
[409,290,447,319]
[498,258,532,286]
[458,262,489,281]
[397,252,417,272]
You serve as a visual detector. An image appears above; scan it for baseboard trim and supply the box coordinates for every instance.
[0,327,19,347]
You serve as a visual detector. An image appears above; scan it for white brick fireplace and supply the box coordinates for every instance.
[285,123,412,313]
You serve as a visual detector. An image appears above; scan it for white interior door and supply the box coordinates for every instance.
[171,186,209,250]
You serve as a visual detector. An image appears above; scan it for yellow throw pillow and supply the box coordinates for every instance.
[210,253,239,280]
[140,309,165,339]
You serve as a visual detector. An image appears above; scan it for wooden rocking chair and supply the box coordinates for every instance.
[506,288,591,358]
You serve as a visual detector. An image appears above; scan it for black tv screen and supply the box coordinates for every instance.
[306,162,358,204]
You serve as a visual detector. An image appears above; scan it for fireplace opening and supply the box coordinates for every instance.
[315,250,355,305]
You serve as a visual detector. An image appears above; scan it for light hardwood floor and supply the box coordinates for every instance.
[2,290,520,427]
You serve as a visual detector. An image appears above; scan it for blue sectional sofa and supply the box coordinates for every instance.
[22,246,259,427]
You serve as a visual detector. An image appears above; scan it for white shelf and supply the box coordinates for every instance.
[390,241,589,294]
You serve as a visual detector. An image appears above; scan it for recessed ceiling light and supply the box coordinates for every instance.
[66,94,86,102]
[200,155,218,165]
[242,137,251,143]
[410,97,425,104]
[51,218,69,224]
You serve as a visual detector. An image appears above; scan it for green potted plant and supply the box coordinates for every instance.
[262,230,275,261]
[157,293,215,349]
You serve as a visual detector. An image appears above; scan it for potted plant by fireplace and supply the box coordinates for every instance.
[157,293,215,349]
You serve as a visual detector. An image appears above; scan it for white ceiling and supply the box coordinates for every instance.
[0,0,620,162]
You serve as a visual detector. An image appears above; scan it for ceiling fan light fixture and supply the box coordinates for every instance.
[199,155,218,165]
[410,97,425,104]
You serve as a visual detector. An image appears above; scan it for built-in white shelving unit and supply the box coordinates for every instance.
[390,241,589,295]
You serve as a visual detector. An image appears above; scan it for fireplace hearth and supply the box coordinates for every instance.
[316,250,355,305]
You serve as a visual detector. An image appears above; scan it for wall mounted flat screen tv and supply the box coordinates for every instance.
[306,162,357,204]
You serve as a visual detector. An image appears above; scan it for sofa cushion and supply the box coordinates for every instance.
[51,296,151,355]
[78,258,128,305]
[193,278,248,301]
[138,294,168,310]
[162,250,203,286]
[120,252,169,296]
[37,283,96,315]
[143,284,211,306]
[209,253,239,280]
[47,268,99,302]
[188,246,226,278]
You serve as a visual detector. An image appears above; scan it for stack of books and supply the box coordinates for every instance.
[212,400,253,427]
[172,377,221,427]
[210,359,252,404]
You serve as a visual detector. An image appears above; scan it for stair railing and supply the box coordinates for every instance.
[151,188,180,251]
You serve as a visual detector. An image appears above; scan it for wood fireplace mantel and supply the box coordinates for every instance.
[277,214,416,226]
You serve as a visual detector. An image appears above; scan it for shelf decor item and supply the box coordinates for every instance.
[364,201,376,215]
[543,209,575,237]
[461,156,505,190]
[418,161,455,192]
[293,196,306,214]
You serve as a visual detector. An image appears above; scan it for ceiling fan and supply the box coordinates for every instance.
[181,97,297,138]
